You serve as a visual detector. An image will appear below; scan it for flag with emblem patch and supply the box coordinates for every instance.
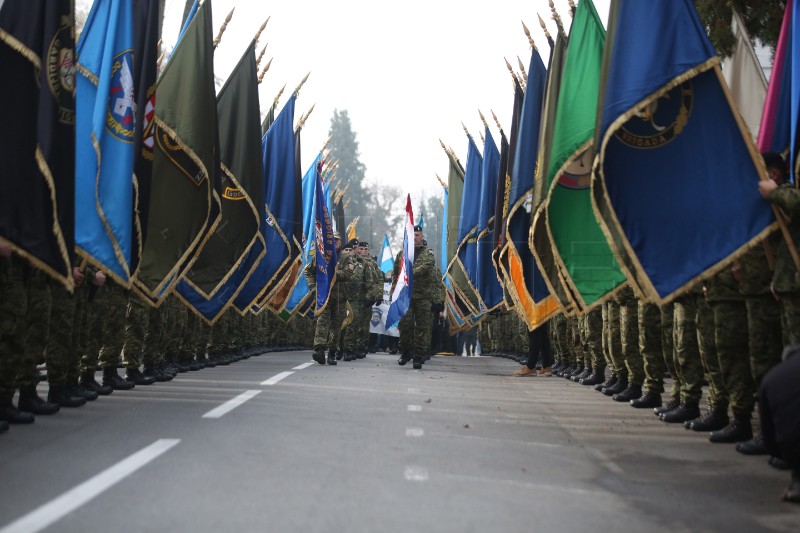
[386,195,414,328]
[75,0,135,286]
[592,0,776,304]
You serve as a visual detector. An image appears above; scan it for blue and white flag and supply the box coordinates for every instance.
[75,0,135,285]
[284,155,321,314]
[314,159,337,312]
[386,195,415,327]
[379,234,394,274]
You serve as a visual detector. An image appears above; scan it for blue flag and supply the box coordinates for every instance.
[476,128,504,311]
[594,0,776,303]
[387,195,415,327]
[75,0,135,285]
[455,136,484,307]
[284,155,321,314]
[379,234,394,274]
[234,95,296,311]
[314,160,337,312]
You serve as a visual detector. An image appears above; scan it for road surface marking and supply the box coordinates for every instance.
[202,390,261,418]
[261,371,295,386]
[407,387,420,393]
[292,362,314,370]
[407,405,422,412]
[406,428,425,437]
[404,466,429,482]
[0,439,180,533]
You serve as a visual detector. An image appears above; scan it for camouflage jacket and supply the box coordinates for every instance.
[737,236,779,297]
[765,184,800,293]
[363,258,384,301]
[392,245,438,300]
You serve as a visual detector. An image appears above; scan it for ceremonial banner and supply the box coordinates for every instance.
[454,137,484,306]
[75,0,135,286]
[0,0,75,290]
[386,195,415,327]
[723,10,768,140]
[534,0,626,312]
[130,0,160,274]
[135,0,218,302]
[758,0,793,157]
[476,128,504,311]
[379,234,394,274]
[313,160,338,313]
[233,95,296,311]
[177,42,263,323]
[593,0,776,303]
[498,46,559,329]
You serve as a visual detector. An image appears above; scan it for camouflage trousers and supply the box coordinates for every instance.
[46,284,83,386]
[621,299,643,385]
[344,298,368,352]
[746,296,782,389]
[710,299,754,420]
[673,295,704,404]
[696,295,727,409]
[122,294,151,368]
[0,257,27,400]
[550,313,568,364]
[778,293,800,346]
[604,301,626,378]
[20,270,52,389]
[398,298,433,356]
[582,307,604,369]
[639,301,665,394]
[314,297,347,352]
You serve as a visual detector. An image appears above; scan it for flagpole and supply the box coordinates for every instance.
[212,7,235,49]
[257,58,273,84]
[504,58,521,89]
[536,15,554,49]
[294,72,311,98]
[256,44,268,69]
[517,56,528,85]
[435,173,448,190]
[548,0,566,38]
[490,110,505,139]
[253,16,270,44]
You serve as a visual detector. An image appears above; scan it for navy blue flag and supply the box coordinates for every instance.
[593,0,776,303]
[234,95,296,312]
[476,128,504,311]
[454,136,484,309]
[314,158,338,313]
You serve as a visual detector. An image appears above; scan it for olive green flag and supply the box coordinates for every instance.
[135,0,219,303]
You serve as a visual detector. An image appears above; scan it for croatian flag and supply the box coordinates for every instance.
[386,195,414,327]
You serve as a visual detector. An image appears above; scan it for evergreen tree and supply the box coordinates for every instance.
[694,0,786,58]
[328,109,369,222]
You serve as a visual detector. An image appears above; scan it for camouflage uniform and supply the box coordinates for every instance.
[696,291,727,410]
[551,313,568,367]
[394,243,437,358]
[122,292,150,369]
[306,252,354,353]
[20,270,52,391]
[764,184,800,345]
[0,256,28,405]
[95,282,128,370]
[604,301,626,380]
[638,301,664,394]
[617,286,643,386]
[672,292,704,405]
[583,307,604,372]
[342,254,367,356]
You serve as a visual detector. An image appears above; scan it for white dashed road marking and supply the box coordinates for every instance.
[407,405,422,412]
[404,466,429,482]
[202,390,262,418]
[406,428,425,437]
[292,362,314,370]
[261,371,295,386]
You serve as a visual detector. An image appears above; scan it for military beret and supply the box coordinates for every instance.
[413,225,423,232]
[358,241,369,247]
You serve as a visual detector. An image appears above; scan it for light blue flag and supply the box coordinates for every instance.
[284,155,321,314]
[172,0,198,55]
[476,128,504,311]
[75,0,135,285]
[379,234,394,274]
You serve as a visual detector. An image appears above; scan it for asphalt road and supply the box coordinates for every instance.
[0,351,798,532]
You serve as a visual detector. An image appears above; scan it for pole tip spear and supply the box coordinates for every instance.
[294,72,311,98]
[258,58,273,83]
[253,16,270,43]
[213,7,235,49]
[521,21,537,51]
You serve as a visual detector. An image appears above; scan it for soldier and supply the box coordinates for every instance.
[359,242,384,358]
[394,225,438,369]
[597,300,624,392]
[120,292,158,386]
[342,238,366,361]
[606,285,644,400]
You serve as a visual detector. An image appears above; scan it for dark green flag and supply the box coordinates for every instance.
[181,42,262,300]
[135,0,219,302]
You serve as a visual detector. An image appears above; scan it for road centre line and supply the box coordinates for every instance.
[404,466,429,482]
[407,405,422,412]
[202,390,262,418]
[0,439,180,533]
[261,371,295,386]
[406,428,425,437]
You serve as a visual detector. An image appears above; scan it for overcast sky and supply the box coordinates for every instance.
[155,0,612,212]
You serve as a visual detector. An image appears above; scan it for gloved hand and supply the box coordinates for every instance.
[364,299,375,308]
[430,302,444,313]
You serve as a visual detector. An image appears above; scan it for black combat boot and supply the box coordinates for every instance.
[736,436,768,455]
[572,366,592,382]
[654,397,681,416]
[18,387,60,415]
[660,402,700,423]
[103,367,134,390]
[47,385,86,408]
[709,417,752,443]
[71,382,99,401]
[125,367,156,386]
[567,365,584,380]
[343,350,354,362]
[688,406,729,432]
[580,367,606,386]
[630,391,661,409]
[0,420,8,433]
[78,374,113,396]
[0,401,35,424]
[612,383,642,402]
[603,375,628,396]
[143,367,169,382]
[312,349,326,365]
[412,356,423,370]
[596,373,617,392]
[398,352,412,366]
[326,350,338,365]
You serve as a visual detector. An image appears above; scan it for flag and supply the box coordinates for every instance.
[758,0,793,158]
[346,216,360,241]
[171,0,197,57]
[417,212,425,231]
[722,10,768,141]
[130,0,160,274]
[386,195,415,327]
[533,0,626,312]
[75,0,135,286]
[284,155,322,315]
[592,0,776,304]
[233,95,296,311]
[475,128,504,311]
[176,42,263,324]
[313,161,338,313]
[498,45,559,329]
[379,234,394,274]
[0,0,75,290]
[440,187,448,277]
[455,137,484,303]
[134,0,218,302]
[791,0,800,181]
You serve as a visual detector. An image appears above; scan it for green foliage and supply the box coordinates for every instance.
[694,0,786,59]
[327,109,368,218]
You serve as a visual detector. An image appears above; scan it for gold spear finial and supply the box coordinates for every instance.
[213,7,235,49]
[272,83,286,107]
[517,56,528,84]
[156,39,162,54]
[435,173,448,190]
[253,16,270,43]
[568,0,576,17]
[294,72,311,98]
[257,58,272,83]
[490,110,504,137]
[256,43,268,68]
[462,122,472,140]
[537,14,553,45]
[478,110,489,132]
[296,103,316,132]
[479,129,485,144]
[549,0,566,37]
[503,57,519,87]
[321,134,332,154]
[521,21,537,51]
[156,50,166,69]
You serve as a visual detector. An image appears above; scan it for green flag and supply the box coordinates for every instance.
[134,0,219,302]
[532,0,625,312]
